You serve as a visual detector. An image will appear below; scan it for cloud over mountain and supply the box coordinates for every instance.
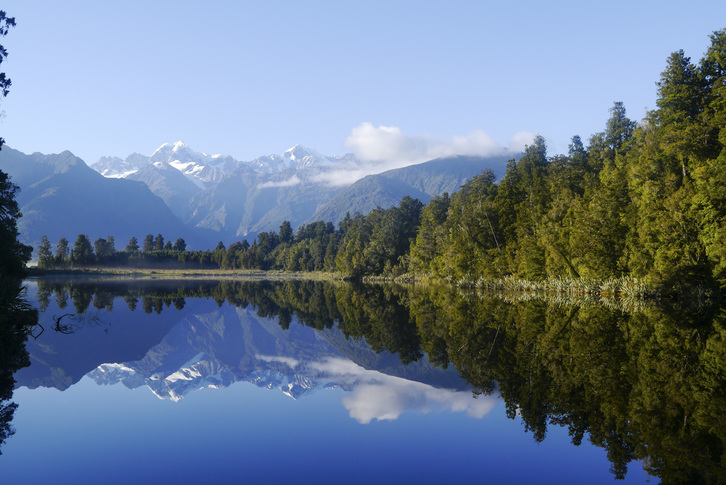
[309,123,533,187]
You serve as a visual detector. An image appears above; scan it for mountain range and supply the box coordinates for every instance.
[0,141,513,250]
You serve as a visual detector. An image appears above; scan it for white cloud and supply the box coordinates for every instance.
[257,175,302,189]
[256,355,300,369]
[343,123,430,164]
[309,357,500,424]
[508,131,537,153]
[310,123,522,187]
[344,122,510,165]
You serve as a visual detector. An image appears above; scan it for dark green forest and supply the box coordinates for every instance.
[38,29,726,295]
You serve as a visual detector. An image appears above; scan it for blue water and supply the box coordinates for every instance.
[5,377,651,485]
[0,280,653,484]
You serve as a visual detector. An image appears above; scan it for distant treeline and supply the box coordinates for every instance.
[38,29,726,292]
[35,204,422,275]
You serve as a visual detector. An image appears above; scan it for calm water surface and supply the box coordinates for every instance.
[3,277,716,484]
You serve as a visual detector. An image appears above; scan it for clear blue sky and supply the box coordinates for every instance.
[1,0,725,166]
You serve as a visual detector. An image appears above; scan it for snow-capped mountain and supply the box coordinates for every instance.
[88,141,352,239]
[78,140,510,244]
[88,353,326,402]
[92,141,238,188]
[82,304,347,402]
[148,141,237,187]
[91,141,340,184]
[93,152,150,178]
[247,144,340,173]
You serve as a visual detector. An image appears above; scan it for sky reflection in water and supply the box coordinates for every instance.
[0,279,653,484]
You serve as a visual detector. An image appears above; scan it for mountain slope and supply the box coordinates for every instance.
[0,147,210,249]
[186,165,344,241]
[309,154,511,224]
[126,162,203,220]
[311,175,432,223]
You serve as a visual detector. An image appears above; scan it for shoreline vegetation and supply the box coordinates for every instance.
[25,268,716,317]
[27,266,716,306]
[364,273,713,298]
[27,266,343,282]
[30,29,726,304]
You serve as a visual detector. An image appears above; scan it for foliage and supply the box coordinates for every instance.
[70,234,94,265]
[0,168,30,280]
[36,236,53,268]
[405,28,726,294]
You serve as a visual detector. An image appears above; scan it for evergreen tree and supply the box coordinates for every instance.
[37,236,53,268]
[495,136,549,279]
[364,197,423,274]
[125,236,139,252]
[70,234,94,265]
[624,50,708,286]
[154,234,164,251]
[279,221,293,244]
[538,151,585,278]
[694,29,726,284]
[572,103,637,278]
[142,234,154,252]
[409,192,450,275]
[55,237,69,264]
[94,237,113,260]
[457,170,503,277]
[0,170,31,280]
[173,238,186,251]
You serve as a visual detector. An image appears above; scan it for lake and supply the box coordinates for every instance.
[3,277,721,484]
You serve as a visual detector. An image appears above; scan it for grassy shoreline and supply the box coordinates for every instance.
[27,266,718,303]
[26,266,343,281]
[363,272,719,301]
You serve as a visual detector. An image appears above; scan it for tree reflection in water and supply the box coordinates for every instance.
[31,278,726,482]
[0,278,36,456]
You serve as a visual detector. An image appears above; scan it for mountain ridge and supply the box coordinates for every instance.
[0,147,211,249]
[3,141,517,251]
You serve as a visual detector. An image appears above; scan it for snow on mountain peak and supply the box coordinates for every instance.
[284,144,308,160]
[284,144,322,161]
[92,141,347,185]
[245,144,339,173]
[150,140,192,162]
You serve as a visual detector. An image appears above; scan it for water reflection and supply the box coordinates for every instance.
[22,278,470,407]
[312,357,499,424]
[0,277,36,456]
[15,277,726,483]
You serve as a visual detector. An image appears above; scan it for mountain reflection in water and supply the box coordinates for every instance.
[4,277,726,483]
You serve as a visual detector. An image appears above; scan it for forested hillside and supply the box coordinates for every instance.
[38,29,726,294]
[406,29,726,290]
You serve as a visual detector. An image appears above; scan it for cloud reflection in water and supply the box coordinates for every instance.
[259,355,499,424]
